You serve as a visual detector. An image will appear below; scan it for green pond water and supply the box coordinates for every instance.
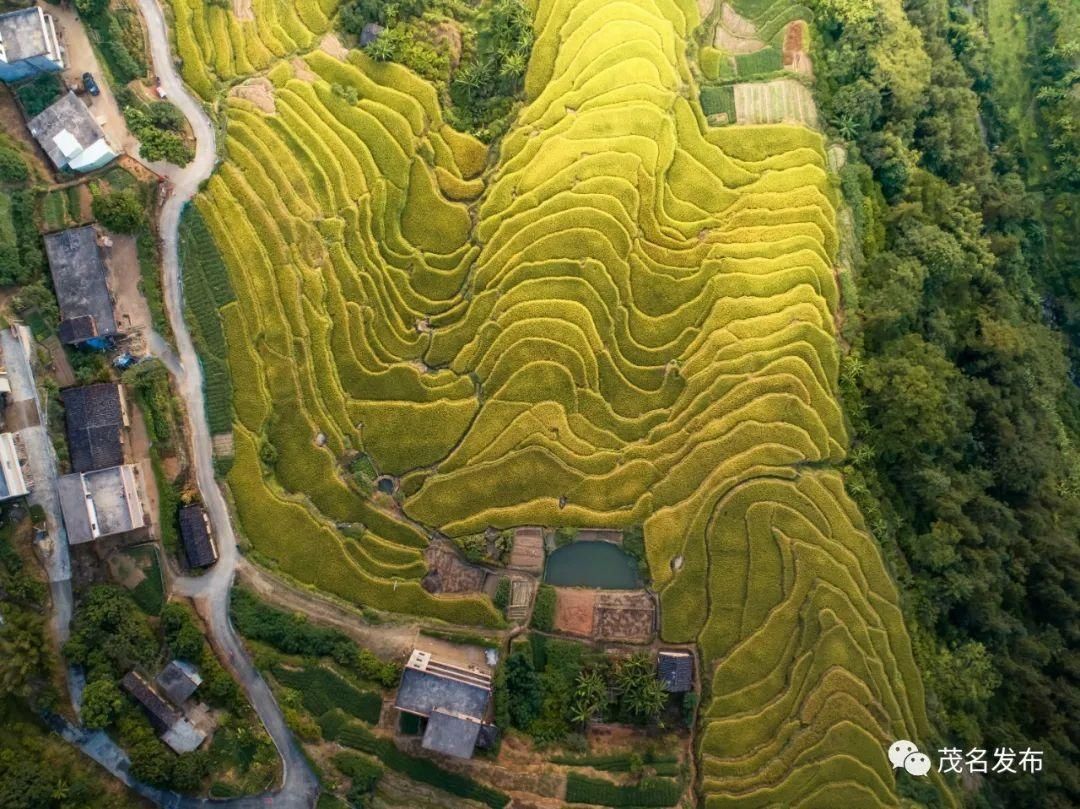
[543,541,640,589]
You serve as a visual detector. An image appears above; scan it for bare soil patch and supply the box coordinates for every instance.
[319,32,348,60]
[594,590,655,643]
[508,526,544,573]
[432,21,463,68]
[229,78,276,114]
[715,3,766,54]
[422,539,487,594]
[782,21,813,76]
[232,0,253,22]
[291,58,318,82]
[553,587,596,637]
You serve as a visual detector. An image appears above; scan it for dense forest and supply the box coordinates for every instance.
[810,0,1079,806]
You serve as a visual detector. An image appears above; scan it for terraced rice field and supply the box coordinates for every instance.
[181,0,953,803]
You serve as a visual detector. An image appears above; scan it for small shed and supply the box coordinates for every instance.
[178,504,218,568]
[156,660,202,707]
[657,650,693,693]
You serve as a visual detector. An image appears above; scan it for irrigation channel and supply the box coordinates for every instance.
[50,1,321,806]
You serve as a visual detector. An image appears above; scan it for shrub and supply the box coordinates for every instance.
[564,773,682,807]
[493,577,511,611]
[231,588,400,687]
[273,665,382,723]
[0,146,28,183]
[319,717,509,808]
[530,585,556,631]
[93,190,145,233]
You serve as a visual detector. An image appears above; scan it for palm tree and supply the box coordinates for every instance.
[570,669,608,726]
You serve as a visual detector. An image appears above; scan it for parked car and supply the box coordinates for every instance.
[82,72,100,96]
[154,76,167,98]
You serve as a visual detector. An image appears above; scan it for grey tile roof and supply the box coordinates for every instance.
[43,226,118,344]
[421,709,482,759]
[179,504,217,567]
[657,651,693,693]
[395,666,490,722]
[122,670,180,733]
[156,660,202,706]
[61,383,124,472]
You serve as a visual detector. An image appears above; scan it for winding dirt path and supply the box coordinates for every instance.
[123,0,318,805]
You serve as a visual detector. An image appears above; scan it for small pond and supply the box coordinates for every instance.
[543,541,640,589]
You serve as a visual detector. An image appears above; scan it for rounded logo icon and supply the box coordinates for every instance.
[888,740,918,769]
[903,752,932,777]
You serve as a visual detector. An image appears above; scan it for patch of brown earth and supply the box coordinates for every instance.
[552,587,596,637]
[697,0,715,19]
[319,32,349,60]
[782,20,813,76]
[232,0,253,22]
[715,2,766,53]
[229,78,276,114]
[291,58,318,82]
[432,21,463,68]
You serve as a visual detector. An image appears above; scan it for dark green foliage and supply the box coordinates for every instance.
[146,101,185,131]
[273,665,382,723]
[179,204,234,434]
[504,651,540,728]
[492,577,511,611]
[810,2,1080,806]
[551,750,680,776]
[15,73,62,117]
[418,627,500,648]
[80,679,124,730]
[0,146,28,183]
[318,715,510,809]
[122,358,176,445]
[126,106,193,166]
[699,85,736,120]
[0,702,140,809]
[79,5,145,85]
[564,773,682,807]
[162,602,205,661]
[447,0,533,140]
[332,751,382,792]
[611,653,667,723]
[530,584,555,631]
[93,190,145,233]
[63,586,157,682]
[231,588,400,687]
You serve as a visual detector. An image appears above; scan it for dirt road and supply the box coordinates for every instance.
[130,0,318,805]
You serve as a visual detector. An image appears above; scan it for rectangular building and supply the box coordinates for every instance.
[58,464,145,545]
[0,7,63,83]
[43,226,119,345]
[27,92,117,174]
[0,432,29,501]
[61,383,128,472]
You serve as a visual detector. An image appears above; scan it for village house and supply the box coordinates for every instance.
[0,432,29,502]
[156,660,203,708]
[57,463,145,545]
[393,649,497,759]
[43,226,120,346]
[27,91,117,174]
[121,670,206,754]
[0,7,63,83]
[178,503,218,568]
[61,383,129,473]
